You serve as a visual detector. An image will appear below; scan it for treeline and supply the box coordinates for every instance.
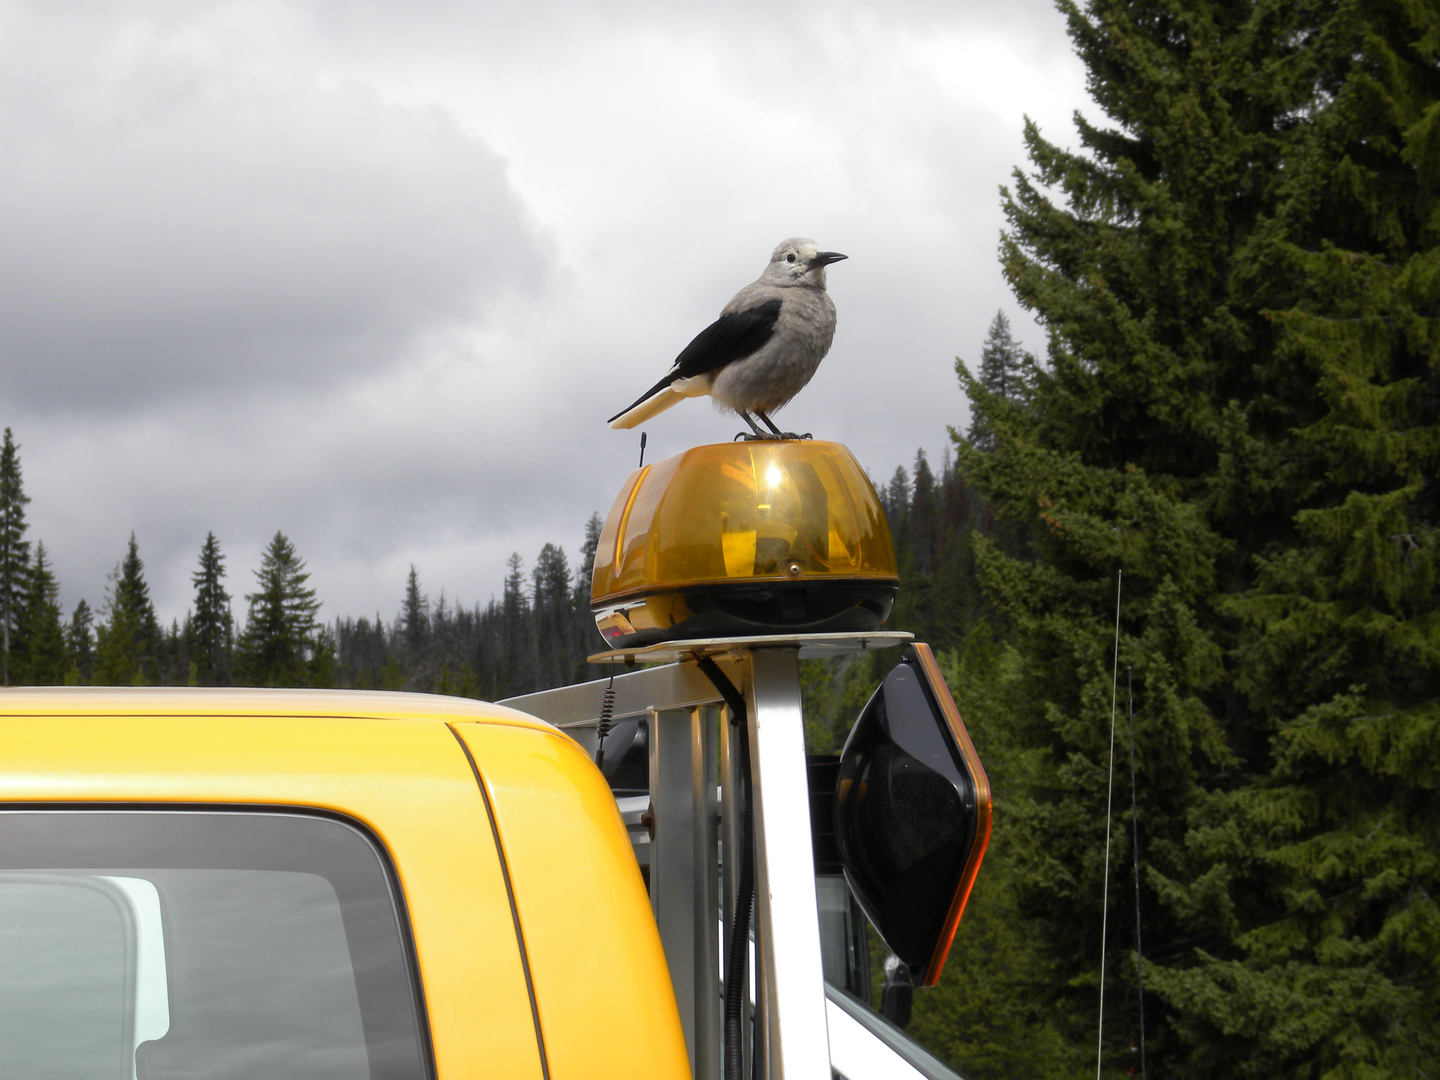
[331,535,610,699]
[914,0,1440,1076]
[0,428,620,696]
[0,442,341,691]
[0,415,1000,702]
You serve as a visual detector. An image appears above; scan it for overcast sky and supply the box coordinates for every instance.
[0,0,1092,630]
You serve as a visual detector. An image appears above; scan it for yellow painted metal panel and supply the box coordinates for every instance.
[0,685,552,729]
[452,722,692,1080]
[0,690,545,1079]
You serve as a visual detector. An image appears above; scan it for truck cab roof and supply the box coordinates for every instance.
[0,686,690,1080]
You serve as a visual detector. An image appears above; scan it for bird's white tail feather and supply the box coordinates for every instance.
[608,388,682,429]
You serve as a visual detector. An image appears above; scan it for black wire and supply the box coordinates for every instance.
[1127,665,1147,1079]
[593,672,616,772]
[695,654,754,1080]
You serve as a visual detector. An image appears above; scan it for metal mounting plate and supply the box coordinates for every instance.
[587,630,913,666]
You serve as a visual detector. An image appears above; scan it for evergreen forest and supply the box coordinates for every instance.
[2,0,1437,1075]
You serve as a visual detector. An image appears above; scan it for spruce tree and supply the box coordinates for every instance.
[236,532,322,687]
[499,552,534,695]
[910,450,937,576]
[68,600,95,684]
[956,0,1440,1073]
[572,513,607,679]
[95,533,160,685]
[14,542,68,685]
[0,428,31,686]
[400,565,429,664]
[531,543,572,688]
[1147,2,1440,1073]
[963,311,1032,452]
[574,512,603,609]
[429,590,464,692]
[188,532,232,685]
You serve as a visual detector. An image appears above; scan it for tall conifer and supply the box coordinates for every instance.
[531,543,572,688]
[237,532,321,687]
[957,0,1439,1072]
[68,600,95,684]
[964,311,1032,452]
[95,533,160,685]
[400,565,429,662]
[189,532,232,685]
[14,542,67,685]
[501,552,534,694]
[0,428,31,686]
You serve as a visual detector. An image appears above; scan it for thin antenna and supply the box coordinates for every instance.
[1097,569,1122,1080]
[638,431,648,469]
[1128,665,1148,1079]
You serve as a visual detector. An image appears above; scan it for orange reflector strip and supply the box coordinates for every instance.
[911,642,993,987]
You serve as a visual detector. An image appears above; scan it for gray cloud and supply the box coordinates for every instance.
[0,11,552,410]
[4,0,1087,629]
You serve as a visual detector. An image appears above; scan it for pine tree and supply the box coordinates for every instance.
[68,600,95,684]
[158,618,187,686]
[500,552,534,695]
[429,590,466,693]
[572,512,605,673]
[236,532,322,687]
[575,513,603,606]
[963,311,1032,452]
[956,0,1440,1073]
[910,450,937,576]
[400,565,429,669]
[189,532,232,685]
[13,542,68,685]
[1144,3,1440,1073]
[95,533,160,685]
[0,428,31,686]
[532,543,572,689]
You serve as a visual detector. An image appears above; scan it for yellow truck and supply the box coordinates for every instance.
[0,442,990,1079]
[0,687,688,1080]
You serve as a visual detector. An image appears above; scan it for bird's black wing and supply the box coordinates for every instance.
[608,300,782,422]
[670,298,782,379]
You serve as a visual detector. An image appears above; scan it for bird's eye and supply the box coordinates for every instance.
[786,253,796,263]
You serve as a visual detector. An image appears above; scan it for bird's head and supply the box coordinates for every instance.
[763,237,848,289]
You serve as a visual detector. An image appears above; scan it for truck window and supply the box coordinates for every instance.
[0,810,430,1080]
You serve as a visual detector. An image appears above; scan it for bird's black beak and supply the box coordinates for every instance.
[811,251,848,267]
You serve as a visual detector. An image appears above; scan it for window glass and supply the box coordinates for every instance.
[0,878,128,1078]
[0,811,430,1080]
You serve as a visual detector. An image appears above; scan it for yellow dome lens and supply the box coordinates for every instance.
[591,441,898,648]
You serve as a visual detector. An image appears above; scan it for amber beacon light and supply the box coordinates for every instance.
[590,440,899,649]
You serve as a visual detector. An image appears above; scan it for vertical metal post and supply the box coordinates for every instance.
[719,704,739,963]
[691,705,721,1080]
[650,705,699,1067]
[745,648,830,1079]
[718,701,753,1076]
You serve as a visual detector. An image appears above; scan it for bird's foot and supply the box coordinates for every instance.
[751,410,811,441]
[735,431,784,441]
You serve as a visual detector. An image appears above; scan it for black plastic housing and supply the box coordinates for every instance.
[833,643,992,985]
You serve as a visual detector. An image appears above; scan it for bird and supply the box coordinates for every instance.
[607,237,847,439]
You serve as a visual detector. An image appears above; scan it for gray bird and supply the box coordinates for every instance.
[607,237,847,439]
